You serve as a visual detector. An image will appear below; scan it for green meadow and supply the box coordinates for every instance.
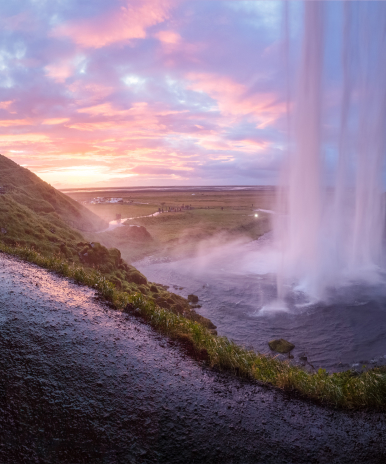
[68,188,274,262]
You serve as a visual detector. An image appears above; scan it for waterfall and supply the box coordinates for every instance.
[276,1,386,299]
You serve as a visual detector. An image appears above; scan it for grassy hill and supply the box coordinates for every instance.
[0,154,215,330]
[0,154,107,231]
[0,154,108,258]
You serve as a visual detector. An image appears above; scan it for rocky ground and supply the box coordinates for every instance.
[0,253,385,464]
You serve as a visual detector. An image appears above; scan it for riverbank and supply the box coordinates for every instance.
[1,253,386,463]
[2,243,386,410]
[135,237,386,372]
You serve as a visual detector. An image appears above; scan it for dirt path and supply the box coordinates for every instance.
[0,253,385,464]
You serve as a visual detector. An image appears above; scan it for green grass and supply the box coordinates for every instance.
[0,154,109,264]
[66,187,274,262]
[85,203,157,222]
[86,205,271,262]
[0,194,83,254]
[0,154,106,233]
[2,241,386,410]
[66,188,275,212]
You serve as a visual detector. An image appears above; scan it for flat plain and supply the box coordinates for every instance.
[65,187,275,262]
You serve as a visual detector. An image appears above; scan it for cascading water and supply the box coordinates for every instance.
[136,2,386,369]
[276,1,386,300]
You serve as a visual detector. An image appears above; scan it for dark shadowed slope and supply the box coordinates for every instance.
[0,253,385,464]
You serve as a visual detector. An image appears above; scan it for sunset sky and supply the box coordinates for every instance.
[1,0,296,188]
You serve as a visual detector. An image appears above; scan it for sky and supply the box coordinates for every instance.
[0,0,293,188]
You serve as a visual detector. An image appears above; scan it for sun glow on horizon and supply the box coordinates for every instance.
[35,165,138,187]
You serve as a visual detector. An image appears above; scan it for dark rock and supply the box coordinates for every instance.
[155,297,170,309]
[124,303,135,313]
[136,284,148,295]
[126,269,147,285]
[157,283,169,290]
[268,338,295,354]
[188,294,199,304]
[110,225,153,242]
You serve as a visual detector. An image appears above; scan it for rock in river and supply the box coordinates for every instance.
[268,338,295,354]
[188,294,199,304]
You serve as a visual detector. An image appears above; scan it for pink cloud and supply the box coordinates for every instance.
[45,62,73,83]
[186,73,286,127]
[77,102,131,117]
[197,137,268,153]
[67,82,114,105]
[0,119,32,127]
[42,118,70,125]
[52,0,174,48]
[73,102,177,134]
[1,134,50,143]
[155,30,181,44]
[0,101,15,111]
[154,32,205,64]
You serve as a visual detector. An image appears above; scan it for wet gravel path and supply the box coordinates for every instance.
[0,253,385,464]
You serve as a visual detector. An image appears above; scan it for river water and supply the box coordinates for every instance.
[136,235,386,372]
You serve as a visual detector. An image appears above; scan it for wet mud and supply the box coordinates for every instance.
[0,253,385,464]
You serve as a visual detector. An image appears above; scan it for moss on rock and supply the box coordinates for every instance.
[268,338,295,354]
[126,268,147,285]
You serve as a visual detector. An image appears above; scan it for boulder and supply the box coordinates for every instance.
[268,338,295,354]
[126,269,147,285]
[110,225,153,242]
[155,297,170,309]
[188,294,199,304]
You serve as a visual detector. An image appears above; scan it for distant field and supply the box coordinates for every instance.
[65,188,276,263]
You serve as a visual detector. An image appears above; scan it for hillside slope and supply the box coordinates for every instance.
[0,154,146,282]
[0,154,106,232]
[0,154,215,330]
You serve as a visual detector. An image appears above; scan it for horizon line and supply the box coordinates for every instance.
[59,185,276,192]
